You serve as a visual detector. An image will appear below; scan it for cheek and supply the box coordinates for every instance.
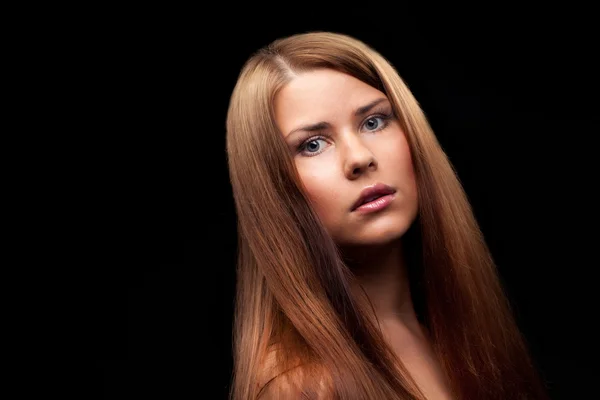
[381,134,418,192]
[403,148,416,181]
[303,179,336,212]
[298,168,343,217]
[379,134,410,168]
[399,143,419,201]
[394,134,415,173]
[404,145,417,186]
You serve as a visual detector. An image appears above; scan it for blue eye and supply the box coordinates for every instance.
[298,136,328,157]
[296,113,392,158]
[363,116,385,131]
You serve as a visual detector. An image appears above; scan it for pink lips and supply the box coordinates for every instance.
[351,183,396,212]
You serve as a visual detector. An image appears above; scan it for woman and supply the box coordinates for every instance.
[225,31,549,399]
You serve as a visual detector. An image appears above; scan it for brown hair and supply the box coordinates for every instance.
[225,31,549,399]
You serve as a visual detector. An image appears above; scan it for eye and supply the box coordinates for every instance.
[363,116,386,131]
[298,136,329,157]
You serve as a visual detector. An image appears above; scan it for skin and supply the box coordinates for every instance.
[275,68,418,248]
[274,69,453,399]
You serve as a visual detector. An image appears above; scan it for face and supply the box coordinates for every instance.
[274,69,419,247]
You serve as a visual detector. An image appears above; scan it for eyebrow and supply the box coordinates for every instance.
[285,98,389,138]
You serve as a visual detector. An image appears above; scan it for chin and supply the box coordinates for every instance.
[338,224,410,247]
[343,213,415,245]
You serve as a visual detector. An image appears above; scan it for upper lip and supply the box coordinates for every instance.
[351,183,396,211]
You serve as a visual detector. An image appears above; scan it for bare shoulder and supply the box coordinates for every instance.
[256,346,333,399]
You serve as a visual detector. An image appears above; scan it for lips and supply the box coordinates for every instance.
[351,183,396,211]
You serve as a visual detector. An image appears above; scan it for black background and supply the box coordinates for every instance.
[88,6,598,399]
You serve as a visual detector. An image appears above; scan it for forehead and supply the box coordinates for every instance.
[274,69,386,130]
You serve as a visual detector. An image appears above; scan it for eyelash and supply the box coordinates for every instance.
[296,112,393,157]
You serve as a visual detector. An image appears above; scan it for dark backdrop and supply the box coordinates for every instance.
[89,6,597,399]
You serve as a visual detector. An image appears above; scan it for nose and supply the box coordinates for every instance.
[343,136,378,179]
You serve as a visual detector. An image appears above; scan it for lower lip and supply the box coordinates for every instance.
[353,193,395,214]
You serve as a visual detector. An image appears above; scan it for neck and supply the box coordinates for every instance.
[342,239,420,330]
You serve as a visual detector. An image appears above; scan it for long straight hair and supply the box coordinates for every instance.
[225,31,549,399]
